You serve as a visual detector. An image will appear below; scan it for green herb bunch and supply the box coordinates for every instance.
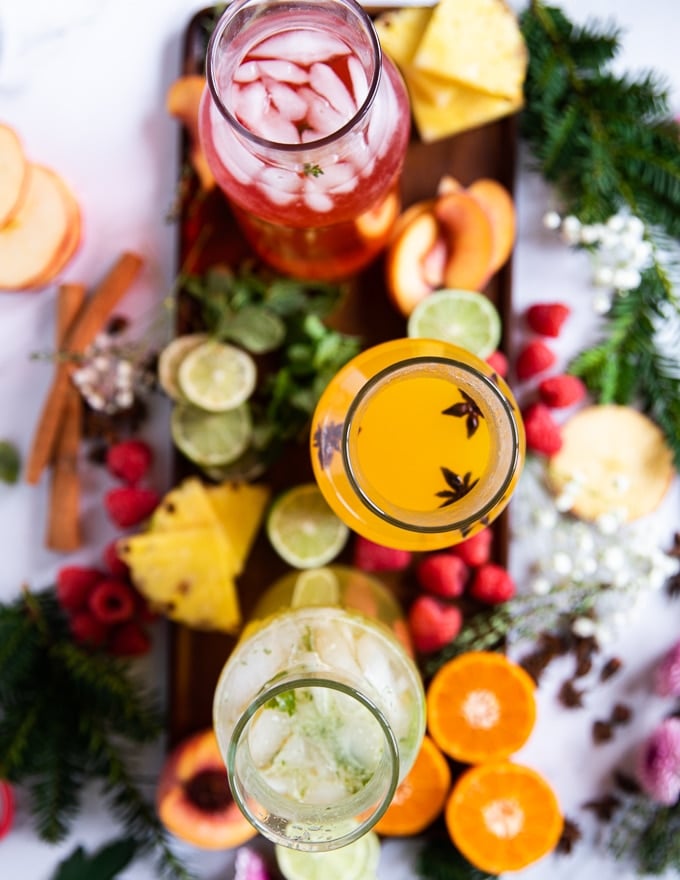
[519,2,680,468]
[0,587,193,880]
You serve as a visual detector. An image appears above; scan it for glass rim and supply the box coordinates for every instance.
[205,0,383,154]
[341,355,523,535]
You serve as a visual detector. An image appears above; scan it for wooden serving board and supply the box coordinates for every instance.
[167,6,518,745]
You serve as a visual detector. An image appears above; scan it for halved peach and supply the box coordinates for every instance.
[434,190,494,291]
[386,209,446,316]
[156,728,257,850]
[389,198,435,243]
[467,178,516,274]
[0,124,28,227]
[167,75,216,191]
[355,189,400,240]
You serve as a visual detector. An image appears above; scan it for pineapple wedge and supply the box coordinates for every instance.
[206,481,270,574]
[151,476,222,532]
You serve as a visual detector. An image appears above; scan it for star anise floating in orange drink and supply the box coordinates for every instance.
[312,421,343,469]
[436,467,479,507]
[442,390,484,438]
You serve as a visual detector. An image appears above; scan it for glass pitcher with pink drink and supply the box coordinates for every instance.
[199,0,411,280]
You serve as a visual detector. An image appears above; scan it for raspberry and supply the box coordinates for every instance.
[538,374,587,408]
[485,350,508,379]
[469,563,516,604]
[523,402,563,455]
[449,527,494,567]
[408,596,462,653]
[515,340,556,380]
[56,566,105,612]
[526,303,571,337]
[106,439,153,485]
[69,610,109,647]
[416,554,468,598]
[103,539,130,577]
[88,579,136,625]
[109,621,151,657]
[353,535,412,572]
[104,487,160,528]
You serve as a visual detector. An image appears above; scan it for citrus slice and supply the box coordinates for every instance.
[171,402,252,467]
[178,339,257,412]
[266,484,350,569]
[291,567,341,607]
[407,288,502,359]
[445,761,564,874]
[372,735,451,836]
[157,333,209,401]
[426,651,536,764]
[275,829,380,880]
[223,304,286,354]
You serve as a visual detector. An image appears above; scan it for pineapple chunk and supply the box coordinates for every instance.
[206,481,270,573]
[151,476,222,532]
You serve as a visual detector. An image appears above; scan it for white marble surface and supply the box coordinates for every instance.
[0,0,679,877]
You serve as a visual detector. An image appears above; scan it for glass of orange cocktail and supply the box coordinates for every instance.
[198,0,410,280]
[310,338,525,551]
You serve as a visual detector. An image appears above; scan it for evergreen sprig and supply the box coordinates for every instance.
[0,587,194,880]
[608,786,680,875]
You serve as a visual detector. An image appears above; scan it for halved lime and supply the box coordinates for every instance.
[171,401,252,467]
[266,484,349,570]
[407,288,502,359]
[178,340,257,412]
[157,333,209,401]
[291,567,341,608]
[276,829,380,880]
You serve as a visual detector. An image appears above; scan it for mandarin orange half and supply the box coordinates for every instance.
[426,651,536,764]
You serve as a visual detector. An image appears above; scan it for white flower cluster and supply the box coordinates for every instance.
[543,209,653,313]
[71,332,153,413]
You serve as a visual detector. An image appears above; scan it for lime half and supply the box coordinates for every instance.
[157,333,209,401]
[291,567,341,608]
[171,401,252,467]
[266,484,349,570]
[178,340,257,412]
[407,288,502,359]
[276,830,380,880]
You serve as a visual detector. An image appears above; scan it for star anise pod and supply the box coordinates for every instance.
[312,421,343,469]
[435,467,479,507]
[442,390,484,438]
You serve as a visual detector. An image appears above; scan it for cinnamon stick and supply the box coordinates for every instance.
[25,252,144,484]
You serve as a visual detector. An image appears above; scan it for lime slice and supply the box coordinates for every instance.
[171,401,252,467]
[157,333,209,401]
[407,288,502,359]
[224,305,286,354]
[266,484,349,570]
[291,567,341,608]
[178,340,257,412]
[276,830,380,880]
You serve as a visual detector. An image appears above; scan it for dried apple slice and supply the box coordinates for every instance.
[29,179,82,288]
[467,178,516,274]
[0,124,28,227]
[386,209,446,316]
[434,190,494,291]
[167,75,216,191]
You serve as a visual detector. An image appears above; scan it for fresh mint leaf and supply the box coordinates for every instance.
[52,838,139,880]
[0,441,20,484]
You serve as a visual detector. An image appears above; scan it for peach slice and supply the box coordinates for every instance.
[467,178,516,274]
[386,208,446,316]
[434,190,494,291]
[167,75,216,191]
[0,165,80,292]
[355,189,400,240]
[0,124,28,227]
[156,728,257,850]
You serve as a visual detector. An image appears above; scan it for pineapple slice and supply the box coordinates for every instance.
[207,481,271,573]
[151,476,221,532]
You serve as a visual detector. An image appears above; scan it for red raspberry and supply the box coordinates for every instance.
[525,303,571,337]
[485,350,508,379]
[416,554,468,598]
[104,487,160,528]
[103,539,130,577]
[56,566,105,612]
[538,374,587,408]
[0,780,14,839]
[449,527,493,567]
[515,340,556,380]
[523,402,563,455]
[109,621,151,657]
[106,439,153,485]
[469,563,516,604]
[89,579,136,625]
[69,610,109,647]
[408,596,462,653]
[353,535,412,572]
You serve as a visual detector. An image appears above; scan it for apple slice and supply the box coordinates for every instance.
[386,208,446,316]
[434,190,494,291]
[0,164,79,292]
[167,75,216,191]
[29,180,82,288]
[0,124,29,227]
[467,178,516,274]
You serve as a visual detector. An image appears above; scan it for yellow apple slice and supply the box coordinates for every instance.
[0,124,29,227]
[30,178,82,288]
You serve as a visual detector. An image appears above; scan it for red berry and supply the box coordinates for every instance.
[469,563,516,604]
[485,350,509,379]
[56,566,106,612]
[353,535,412,572]
[523,402,563,455]
[89,579,136,625]
[515,340,557,380]
[0,781,15,840]
[106,439,153,485]
[69,610,109,647]
[104,487,160,528]
[408,596,462,653]
[103,539,130,577]
[538,374,587,409]
[449,528,494,567]
[416,554,468,598]
[525,303,571,337]
[109,621,151,656]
